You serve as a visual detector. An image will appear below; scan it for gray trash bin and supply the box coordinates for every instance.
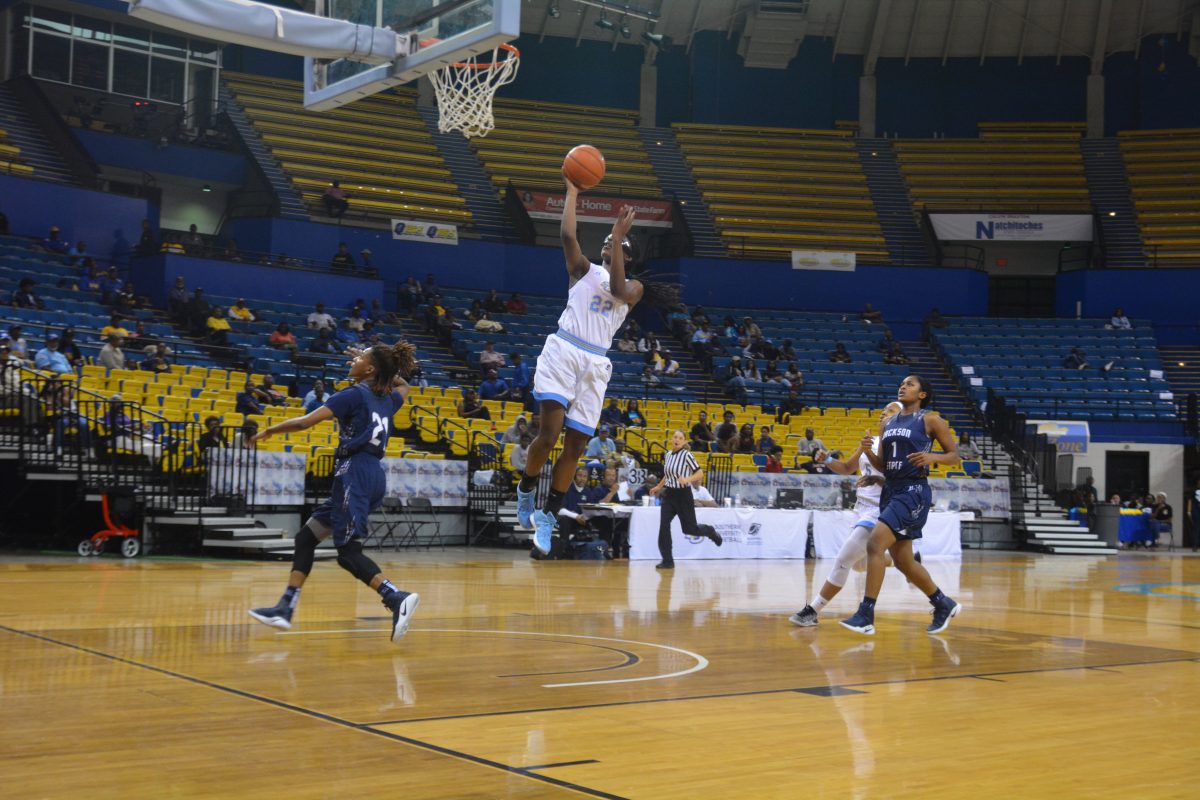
[1093,503,1120,547]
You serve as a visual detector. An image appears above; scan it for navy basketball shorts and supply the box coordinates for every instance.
[877,481,933,541]
[311,456,387,547]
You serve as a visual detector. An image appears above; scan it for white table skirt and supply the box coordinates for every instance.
[629,507,811,560]
[811,509,965,558]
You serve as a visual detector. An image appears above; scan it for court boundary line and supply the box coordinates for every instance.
[0,624,628,800]
[365,653,1199,726]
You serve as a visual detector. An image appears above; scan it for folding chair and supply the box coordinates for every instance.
[401,497,444,550]
[364,497,406,550]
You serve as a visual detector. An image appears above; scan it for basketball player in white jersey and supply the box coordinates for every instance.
[516,178,643,554]
[789,402,911,626]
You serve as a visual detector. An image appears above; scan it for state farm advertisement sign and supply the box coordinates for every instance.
[518,190,674,228]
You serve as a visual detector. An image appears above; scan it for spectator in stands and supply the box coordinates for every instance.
[99,268,123,305]
[509,433,531,473]
[600,398,624,428]
[66,240,90,266]
[715,410,737,452]
[586,425,617,459]
[884,341,909,365]
[307,303,334,330]
[236,380,265,416]
[368,299,393,324]
[617,326,638,353]
[258,375,286,406]
[735,424,756,454]
[742,357,762,383]
[689,411,714,451]
[222,239,242,262]
[6,326,28,360]
[269,322,299,356]
[1077,476,1099,508]
[198,416,226,451]
[38,226,69,255]
[0,207,7,236]
[344,308,366,333]
[34,333,72,375]
[302,380,328,413]
[557,467,597,540]
[757,425,776,454]
[741,316,763,340]
[637,331,659,355]
[502,416,529,445]
[623,399,646,428]
[776,387,805,424]
[168,277,190,321]
[797,449,834,474]
[183,224,205,253]
[112,281,141,318]
[330,242,355,272]
[504,292,528,314]
[235,420,259,449]
[783,362,804,387]
[923,307,948,341]
[11,278,44,310]
[656,349,681,376]
[99,334,125,370]
[187,288,212,335]
[1110,308,1132,330]
[641,366,660,387]
[334,318,360,347]
[509,352,530,400]
[139,352,171,374]
[479,369,510,401]
[78,261,103,292]
[399,277,422,311]
[1064,347,1089,370]
[322,180,349,218]
[764,446,785,474]
[127,320,148,342]
[229,299,255,322]
[464,300,486,324]
[877,329,897,354]
[1150,493,1173,546]
[58,328,82,367]
[136,220,157,257]
[474,312,505,334]
[358,249,377,276]
[0,343,25,412]
[457,388,490,420]
[779,339,797,362]
[762,361,789,388]
[860,303,885,324]
[957,432,981,460]
[796,428,825,458]
[308,328,337,355]
[691,323,717,364]
[725,356,748,402]
[483,289,505,314]
[829,342,852,363]
[421,273,438,301]
[206,307,232,346]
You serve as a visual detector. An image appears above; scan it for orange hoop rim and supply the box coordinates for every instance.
[420,40,519,70]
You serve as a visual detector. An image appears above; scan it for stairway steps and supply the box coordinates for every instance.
[220,83,310,220]
[638,127,726,256]
[1080,139,1146,268]
[855,139,930,266]
[0,84,76,184]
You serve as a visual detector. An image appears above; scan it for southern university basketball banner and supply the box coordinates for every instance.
[930,213,1094,241]
[727,473,1011,518]
[518,190,674,228]
[392,219,459,245]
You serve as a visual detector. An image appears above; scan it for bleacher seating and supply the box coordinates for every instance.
[933,318,1175,421]
[895,123,1091,213]
[1119,128,1200,265]
[222,73,472,229]
[672,124,887,262]
[0,126,35,178]
[472,97,662,199]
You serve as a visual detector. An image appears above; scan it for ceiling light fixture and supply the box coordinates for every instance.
[572,0,658,23]
[548,1,560,18]
[595,12,615,31]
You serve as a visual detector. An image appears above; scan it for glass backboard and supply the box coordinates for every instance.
[304,0,519,111]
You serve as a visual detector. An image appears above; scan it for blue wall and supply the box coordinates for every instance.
[1104,35,1200,133]
[73,130,247,186]
[497,35,643,110]
[131,254,383,310]
[1056,269,1200,344]
[0,175,152,265]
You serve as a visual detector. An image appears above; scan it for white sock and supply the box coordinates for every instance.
[810,595,828,612]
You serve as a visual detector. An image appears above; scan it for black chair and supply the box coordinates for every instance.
[365,496,406,550]
[400,497,444,550]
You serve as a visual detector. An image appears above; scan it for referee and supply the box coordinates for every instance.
[649,430,723,569]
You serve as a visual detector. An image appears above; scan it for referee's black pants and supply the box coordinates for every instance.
[658,487,699,563]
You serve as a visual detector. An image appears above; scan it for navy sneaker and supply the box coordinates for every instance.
[516,486,536,529]
[839,609,875,636]
[789,605,819,627]
[248,602,293,630]
[927,598,962,634]
[384,590,420,642]
[532,509,554,555]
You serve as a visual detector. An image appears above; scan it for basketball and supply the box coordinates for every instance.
[563,144,605,190]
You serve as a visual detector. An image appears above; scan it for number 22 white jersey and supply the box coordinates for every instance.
[556,262,630,352]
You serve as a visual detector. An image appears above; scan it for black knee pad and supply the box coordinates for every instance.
[290,523,321,576]
[335,540,381,585]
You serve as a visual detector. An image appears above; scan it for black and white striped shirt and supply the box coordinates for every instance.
[663,447,700,489]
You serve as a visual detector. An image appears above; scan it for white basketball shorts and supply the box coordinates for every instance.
[532,332,613,437]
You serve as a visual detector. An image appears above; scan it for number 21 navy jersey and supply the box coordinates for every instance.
[324,383,405,460]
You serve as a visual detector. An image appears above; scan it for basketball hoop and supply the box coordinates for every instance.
[429,42,519,139]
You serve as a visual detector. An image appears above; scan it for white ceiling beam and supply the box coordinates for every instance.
[1134,0,1147,59]
[1090,0,1113,73]
[1016,0,1030,64]
[980,0,995,65]
[864,0,892,75]
[685,0,704,53]
[905,0,924,66]
[538,0,552,43]
[574,3,590,46]
[941,0,960,65]
[1056,0,1071,66]
[831,0,849,62]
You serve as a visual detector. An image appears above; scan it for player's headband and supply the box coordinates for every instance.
[603,234,633,254]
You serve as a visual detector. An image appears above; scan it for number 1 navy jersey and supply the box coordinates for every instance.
[881,410,933,482]
[324,383,405,460]
[556,263,630,352]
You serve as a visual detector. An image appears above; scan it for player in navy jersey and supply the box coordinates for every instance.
[841,375,963,636]
[247,342,421,643]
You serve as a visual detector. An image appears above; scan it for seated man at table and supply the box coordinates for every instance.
[559,467,606,543]
[691,481,720,508]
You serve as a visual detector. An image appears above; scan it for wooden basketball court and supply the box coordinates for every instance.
[2,550,1196,798]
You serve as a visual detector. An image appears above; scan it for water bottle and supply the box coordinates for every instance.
[734,493,742,508]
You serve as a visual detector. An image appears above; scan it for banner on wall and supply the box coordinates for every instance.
[1031,420,1090,454]
[930,213,1093,242]
[383,458,469,507]
[391,218,459,245]
[516,190,674,228]
[725,473,1011,519]
[206,449,307,506]
[790,250,857,271]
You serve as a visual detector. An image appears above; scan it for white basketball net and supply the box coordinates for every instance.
[430,44,519,139]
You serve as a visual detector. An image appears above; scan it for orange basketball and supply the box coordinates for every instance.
[563,144,606,190]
